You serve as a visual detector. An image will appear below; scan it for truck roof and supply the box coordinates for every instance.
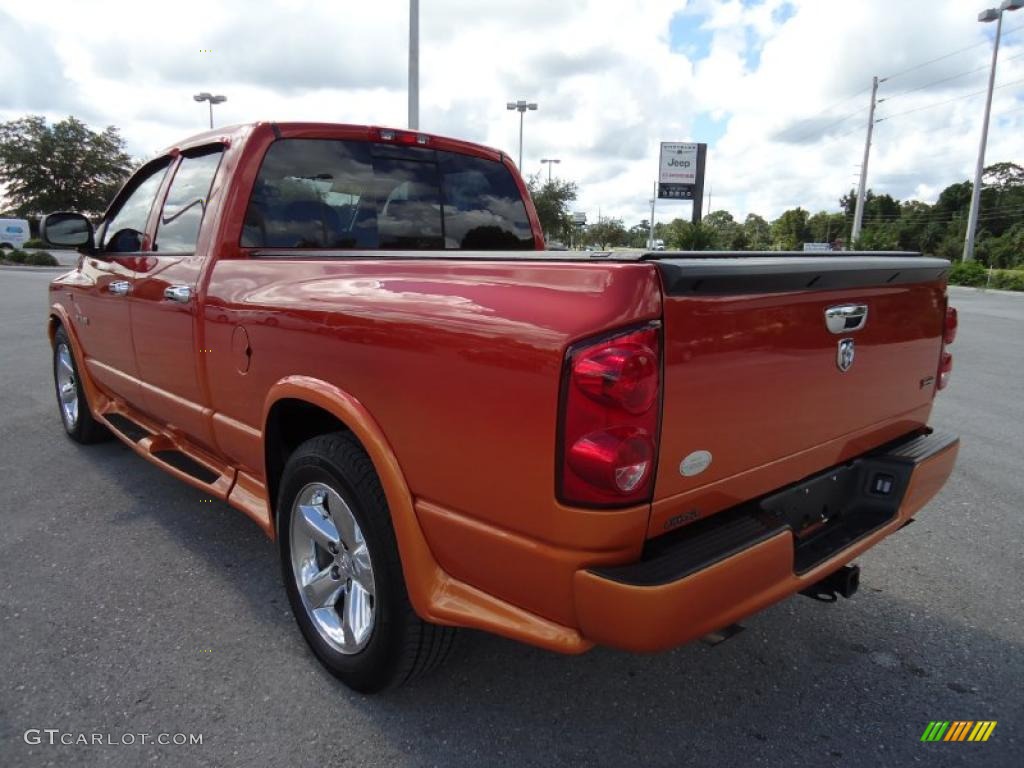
[160,122,506,164]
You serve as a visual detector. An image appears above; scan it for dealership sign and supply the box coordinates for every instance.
[658,142,707,217]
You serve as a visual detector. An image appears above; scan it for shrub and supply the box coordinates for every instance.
[948,259,987,286]
[5,249,28,264]
[24,250,58,266]
[24,238,46,249]
[989,269,1024,291]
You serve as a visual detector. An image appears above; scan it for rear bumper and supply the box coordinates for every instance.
[573,429,959,652]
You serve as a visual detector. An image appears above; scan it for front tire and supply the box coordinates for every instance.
[53,326,107,444]
[278,432,455,692]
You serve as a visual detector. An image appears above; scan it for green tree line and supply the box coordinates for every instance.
[529,161,1023,265]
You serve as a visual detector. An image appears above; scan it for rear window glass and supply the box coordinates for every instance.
[241,138,534,250]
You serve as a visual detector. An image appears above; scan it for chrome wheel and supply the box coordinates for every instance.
[289,482,376,655]
[56,343,79,428]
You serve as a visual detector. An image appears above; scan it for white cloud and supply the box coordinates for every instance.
[0,0,1021,224]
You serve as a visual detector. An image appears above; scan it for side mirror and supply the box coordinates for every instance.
[41,212,95,254]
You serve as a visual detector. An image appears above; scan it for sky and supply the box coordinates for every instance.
[1,0,1022,226]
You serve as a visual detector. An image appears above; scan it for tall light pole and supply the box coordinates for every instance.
[540,158,560,182]
[964,0,1022,261]
[409,0,419,129]
[506,100,537,170]
[193,92,227,129]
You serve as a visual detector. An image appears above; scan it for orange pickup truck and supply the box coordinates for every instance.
[43,122,959,692]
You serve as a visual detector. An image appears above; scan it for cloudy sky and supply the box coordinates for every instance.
[1,0,1021,224]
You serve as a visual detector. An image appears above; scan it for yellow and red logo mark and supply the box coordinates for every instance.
[921,721,997,742]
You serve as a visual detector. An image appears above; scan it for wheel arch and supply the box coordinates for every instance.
[261,376,445,620]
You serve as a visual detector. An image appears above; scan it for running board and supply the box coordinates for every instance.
[98,406,235,498]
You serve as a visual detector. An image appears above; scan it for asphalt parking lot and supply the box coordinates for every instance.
[0,270,1021,768]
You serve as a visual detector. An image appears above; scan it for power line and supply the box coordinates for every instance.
[876,77,1024,122]
[879,51,1024,103]
[880,22,1024,82]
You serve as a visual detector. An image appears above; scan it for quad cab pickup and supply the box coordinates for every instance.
[43,122,959,692]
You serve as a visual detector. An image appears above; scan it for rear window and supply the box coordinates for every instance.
[241,139,534,250]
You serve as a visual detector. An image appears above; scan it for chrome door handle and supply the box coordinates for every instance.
[108,280,131,296]
[825,304,868,334]
[163,285,193,303]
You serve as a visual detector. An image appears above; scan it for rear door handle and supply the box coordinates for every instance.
[108,280,131,296]
[163,285,193,303]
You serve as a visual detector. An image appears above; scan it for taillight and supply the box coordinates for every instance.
[943,306,958,345]
[558,323,661,507]
[937,351,953,390]
[937,304,957,391]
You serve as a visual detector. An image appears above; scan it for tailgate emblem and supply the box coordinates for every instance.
[837,338,855,372]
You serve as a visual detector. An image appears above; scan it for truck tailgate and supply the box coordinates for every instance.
[650,255,950,532]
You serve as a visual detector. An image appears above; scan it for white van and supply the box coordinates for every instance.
[0,218,31,249]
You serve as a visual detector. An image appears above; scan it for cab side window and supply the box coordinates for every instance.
[155,148,224,253]
[101,160,170,253]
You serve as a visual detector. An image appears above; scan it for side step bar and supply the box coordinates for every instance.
[98,407,235,497]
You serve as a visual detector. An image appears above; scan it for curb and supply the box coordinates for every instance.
[948,285,1024,298]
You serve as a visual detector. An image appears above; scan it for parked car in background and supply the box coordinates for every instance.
[0,218,31,249]
[43,122,959,693]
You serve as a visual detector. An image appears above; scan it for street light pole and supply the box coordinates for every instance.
[540,158,560,182]
[193,92,227,129]
[409,0,419,130]
[964,0,1022,261]
[506,100,537,170]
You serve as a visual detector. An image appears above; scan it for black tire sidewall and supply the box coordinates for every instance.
[277,440,411,693]
[53,327,85,440]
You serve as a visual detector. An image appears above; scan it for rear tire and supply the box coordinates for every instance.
[278,432,456,693]
[53,326,108,444]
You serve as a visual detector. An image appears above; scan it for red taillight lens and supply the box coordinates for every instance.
[568,427,654,494]
[573,342,658,414]
[937,351,953,390]
[558,324,661,507]
[936,303,957,392]
[944,306,958,345]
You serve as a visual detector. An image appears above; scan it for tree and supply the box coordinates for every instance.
[703,210,746,250]
[771,208,810,250]
[807,211,846,245]
[586,217,627,248]
[626,222,650,248]
[525,174,578,245]
[0,115,133,217]
[983,161,1024,190]
[663,218,715,250]
[743,213,771,250]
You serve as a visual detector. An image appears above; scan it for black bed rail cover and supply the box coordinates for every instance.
[651,254,950,295]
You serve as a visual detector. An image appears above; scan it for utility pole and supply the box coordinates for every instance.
[408,0,419,129]
[648,182,657,250]
[851,76,879,245]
